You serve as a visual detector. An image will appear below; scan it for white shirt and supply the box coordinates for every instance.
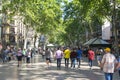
[101,53,117,73]
[55,50,63,59]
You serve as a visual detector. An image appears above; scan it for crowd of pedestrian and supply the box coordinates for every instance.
[0,45,36,68]
[0,45,120,80]
[42,46,120,80]
[53,47,95,70]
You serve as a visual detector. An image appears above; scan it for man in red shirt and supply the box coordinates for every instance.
[88,48,95,69]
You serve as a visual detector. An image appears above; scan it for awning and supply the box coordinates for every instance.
[83,38,111,47]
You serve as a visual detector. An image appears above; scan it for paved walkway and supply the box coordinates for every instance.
[0,55,119,80]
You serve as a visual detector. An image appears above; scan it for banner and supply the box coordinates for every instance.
[102,19,111,40]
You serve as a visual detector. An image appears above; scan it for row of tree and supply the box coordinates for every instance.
[2,0,120,47]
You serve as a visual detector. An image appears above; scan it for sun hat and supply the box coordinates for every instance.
[104,47,111,52]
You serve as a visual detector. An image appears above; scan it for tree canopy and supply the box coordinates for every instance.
[2,0,120,46]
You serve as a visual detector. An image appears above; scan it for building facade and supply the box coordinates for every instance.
[13,16,26,48]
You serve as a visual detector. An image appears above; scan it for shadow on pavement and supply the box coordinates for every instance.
[0,56,119,80]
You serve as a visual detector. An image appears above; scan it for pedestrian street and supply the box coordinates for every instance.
[0,55,119,80]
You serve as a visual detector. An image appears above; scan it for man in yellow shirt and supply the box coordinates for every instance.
[64,47,71,68]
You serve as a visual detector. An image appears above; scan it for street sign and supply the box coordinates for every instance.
[39,35,45,42]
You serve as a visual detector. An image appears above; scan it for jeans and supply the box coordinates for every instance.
[64,58,69,68]
[57,58,62,68]
[89,59,93,68]
[77,58,81,68]
[105,73,113,80]
[71,58,76,68]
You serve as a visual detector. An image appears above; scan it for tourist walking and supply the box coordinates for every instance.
[3,48,10,62]
[96,48,103,67]
[88,48,95,69]
[76,47,82,68]
[26,49,31,67]
[22,49,26,63]
[100,47,118,80]
[70,48,77,69]
[42,49,45,61]
[55,47,63,69]
[16,48,23,67]
[45,48,51,68]
[64,47,71,68]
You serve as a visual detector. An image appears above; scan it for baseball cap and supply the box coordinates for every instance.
[104,47,111,52]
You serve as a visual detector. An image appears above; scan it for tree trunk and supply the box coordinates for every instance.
[33,34,37,48]
[24,25,29,49]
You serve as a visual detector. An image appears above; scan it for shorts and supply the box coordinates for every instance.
[17,56,22,61]
[26,57,30,63]
[46,58,51,62]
